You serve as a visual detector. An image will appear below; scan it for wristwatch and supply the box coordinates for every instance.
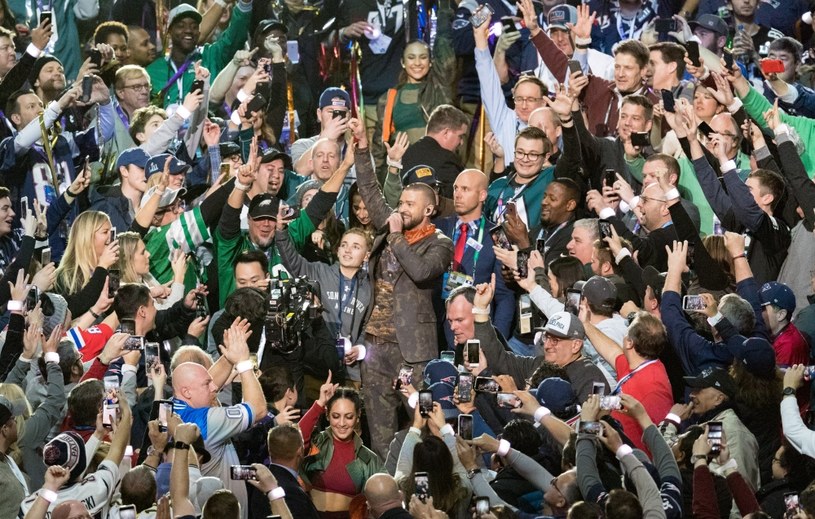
[173,441,190,450]
[783,386,797,397]
[467,468,481,479]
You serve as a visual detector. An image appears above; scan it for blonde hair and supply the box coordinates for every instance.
[117,231,146,283]
[55,211,111,295]
[0,384,31,465]
[114,64,149,91]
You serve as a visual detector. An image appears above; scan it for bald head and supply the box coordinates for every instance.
[172,362,218,408]
[457,169,488,191]
[528,107,561,151]
[365,474,404,517]
[52,500,90,519]
[453,169,488,219]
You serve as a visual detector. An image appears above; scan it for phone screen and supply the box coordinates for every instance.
[565,289,582,316]
[120,318,136,335]
[708,421,723,454]
[598,220,613,241]
[398,366,414,388]
[458,414,473,440]
[516,250,529,278]
[108,268,120,298]
[119,505,136,519]
[414,472,430,501]
[490,225,512,250]
[145,342,160,370]
[466,340,480,365]
[158,400,172,431]
[682,295,705,311]
[475,497,490,514]
[103,402,118,429]
[475,377,500,393]
[230,465,258,480]
[458,373,473,403]
[440,350,455,363]
[592,382,606,396]
[497,392,521,408]
[418,391,433,417]
[578,420,602,435]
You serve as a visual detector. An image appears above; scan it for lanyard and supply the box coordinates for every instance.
[611,359,657,395]
[38,114,59,192]
[537,220,569,248]
[452,216,486,276]
[338,273,358,339]
[496,175,529,220]
[114,100,130,131]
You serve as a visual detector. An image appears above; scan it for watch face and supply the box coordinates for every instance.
[784,387,797,395]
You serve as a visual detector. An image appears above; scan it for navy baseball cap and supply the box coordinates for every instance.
[548,5,577,31]
[401,164,438,187]
[115,147,151,171]
[690,14,728,37]
[145,153,190,178]
[759,282,796,314]
[428,382,459,419]
[423,359,459,388]
[530,377,577,417]
[730,337,776,379]
[248,193,281,220]
[319,87,351,110]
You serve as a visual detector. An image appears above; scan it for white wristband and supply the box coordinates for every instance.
[774,123,790,136]
[230,110,242,126]
[214,0,227,7]
[407,392,419,409]
[236,89,249,103]
[496,438,511,457]
[707,312,724,326]
[267,487,285,501]
[615,444,634,460]
[40,489,58,503]
[386,157,403,169]
[175,105,192,120]
[471,307,490,315]
[235,360,254,374]
[664,188,680,201]
[440,424,455,437]
[234,180,250,191]
[7,300,24,311]
[534,406,551,422]
[664,413,681,425]
[574,36,592,46]
[44,352,60,364]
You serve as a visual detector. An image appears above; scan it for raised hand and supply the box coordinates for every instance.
[384,132,409,164]
[567,4,595,41]
[473,274,496,309]
[317,370,339,407]
[516,0,539,34]
[484,131,505,160]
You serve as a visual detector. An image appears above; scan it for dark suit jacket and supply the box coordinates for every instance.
[402,136,463,199]
[436,215,514,338]
[248,464,320,519]
[528,218,575,268]
[610,217,678,271]
[356,148,454,362]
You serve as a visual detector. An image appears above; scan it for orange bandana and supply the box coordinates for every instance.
[404,224,437,245]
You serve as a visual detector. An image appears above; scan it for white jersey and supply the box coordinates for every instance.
[20,460,120,519]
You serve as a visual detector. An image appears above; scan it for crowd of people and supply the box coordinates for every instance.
[5,0,815,518]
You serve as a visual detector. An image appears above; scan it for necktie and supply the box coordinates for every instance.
[454,223,468,269]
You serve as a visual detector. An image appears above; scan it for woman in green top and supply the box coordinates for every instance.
[372,39,454,176]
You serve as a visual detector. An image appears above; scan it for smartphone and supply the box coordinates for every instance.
[440,350,455,363]
[40,247,51,265]
[475,496,490,515]
[157,400,173,432]
[565,288,582,316]
[287,40,300,64]
[578,420,602,435]
[602,169,617,189]
[397,365,414,389]
[195,293,208,319]
[39,10,52,26]
[655,17,676,33]
[686,41,701,68]
[536,238,546,256]
[458,414,473,440]
[20,196,28,213]
[190,79,204,95]
[567,59,583,76]
[119,504,136,519]
[598,219,613,241]
[698,121,715,138]
[470,4,494,28]
[516,250,529,278]
[230,465,258,480]
[723,48,734,69]
[119,318,136,335]
[501,16,518,33]
[592,382,606,396]
[108,268,120,298]
[123,335,144,351]
[104,375,119,402]
[331,109,345,120]
[490,225,512,250]
[475,376,500,393]
[785,492,801,515]
[247,94,267,114]
[600,395,621,410]
[630,131,650,147]
[458,372,473,403]
[414,472,430,502]
[760,58,785,75]
[465,339,480,365]
[25,284,39,311]
[661,89,676,113]
[81,75,93,103]
[497,392,522,409]
[682,295,706,311]
[707,421,723,455]
[102,401,118,429]
[110,228,117,243]
[88,48,102,68]
[145,341,160,370]
[418,390,433,417]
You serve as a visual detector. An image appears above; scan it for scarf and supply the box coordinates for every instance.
[404,223,436,245]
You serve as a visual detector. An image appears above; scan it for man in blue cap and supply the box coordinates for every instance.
[291,87,353,178]
[760,281,809,367]
[89,147,151,232]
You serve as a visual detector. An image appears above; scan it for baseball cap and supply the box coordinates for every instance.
[219,141,241,159]
[168,4,203,27]
[729,337,776,379]
[642,266,667,302]
[401,164,438,187]
[43,431,87,481]
[0,395,21,426]
[530,377,577,418]
[257,18,288,35]
[759,282,796,314]
[548,5,577,32]
[428,382,459,419]
[582,276,617,312]
[248,193,281,220]
[423,359,459,387]
[540,311,585,340]
[689,14,728,36]
[139,186,185,209]
[115,147,151,171]
[260,149,293,170]
[145,153,191,178]
[683,367,735,399]
[319,87,351,110]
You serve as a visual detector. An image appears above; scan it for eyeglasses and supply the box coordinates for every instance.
[639,195,667,204]
[513,96,543,105]
[514,150,545,161]
[123,83,151,92]
[550,476,565,498]
[542,333,567,345]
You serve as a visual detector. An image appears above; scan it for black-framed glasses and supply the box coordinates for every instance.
[514,150,545,160]
[512,96,543,105]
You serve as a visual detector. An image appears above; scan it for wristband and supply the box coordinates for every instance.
[471,306,490,315]
[267,487,286,501]
[574,36,591,46]
[236,89,249,103]
[386,157,403,169]
[234,179,250,191]
[440,424,455,437]
[89,308,101,319]
[44,352,60,364]
[732,252,747,260]
[575,44,590,50]
[39,489,58,503]
[707,312,724,326]
[615,444,634,460]
[214,0,227,7]
[407,392,419,409]
[66,187,79,197]
[235,360,254,374]
[534,406,551,422]
[173,441,190,450]
[664,188,680,201]
[175,105,192,121]
[664,413,681,425]
[7,300,24,312]
[614,249,631,265]
[559,117,573,124]
[230,110,242,126]
[496,438,511,457]
[774,123,790,136]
